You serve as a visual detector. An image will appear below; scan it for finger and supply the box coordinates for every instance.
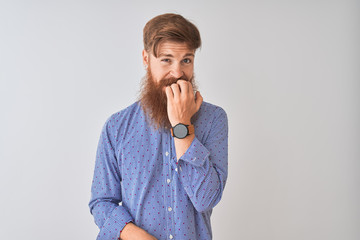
[187,82,194,95]
[170,83,181,100]
[195,91,203,111]
[165,86,174,102]
[177,80,190,94]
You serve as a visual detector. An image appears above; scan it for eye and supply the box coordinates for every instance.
[182,58,192,64]
[161,58,171,63]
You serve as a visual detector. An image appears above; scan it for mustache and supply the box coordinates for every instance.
[157,75,190,88]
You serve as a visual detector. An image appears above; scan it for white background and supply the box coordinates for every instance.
[0,0,359,239]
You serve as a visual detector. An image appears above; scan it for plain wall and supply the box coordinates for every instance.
[0,0,359,239]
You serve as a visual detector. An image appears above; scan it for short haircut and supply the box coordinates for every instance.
[143,13,201,57]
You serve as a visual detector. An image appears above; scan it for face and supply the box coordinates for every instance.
[139,41,197,129]
[142,41,195,84]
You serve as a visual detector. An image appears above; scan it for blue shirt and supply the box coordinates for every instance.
[89,101,228,240]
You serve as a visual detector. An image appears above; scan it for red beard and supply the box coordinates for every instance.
[138,69,197,130]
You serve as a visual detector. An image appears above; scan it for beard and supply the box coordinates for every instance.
[138,68,197,130]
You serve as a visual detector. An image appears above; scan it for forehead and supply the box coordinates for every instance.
[156,41,195,57]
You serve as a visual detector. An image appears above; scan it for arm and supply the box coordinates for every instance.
[89,118,134,240]
[89,117,157,240]
[174,109,228,212]
[165,81,228,212]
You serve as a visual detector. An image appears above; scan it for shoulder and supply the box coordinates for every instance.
[107,102,141,121]
[197,101,228,120]
[192,101,228,132]
[192,101,228,143]
[102,102,142,132]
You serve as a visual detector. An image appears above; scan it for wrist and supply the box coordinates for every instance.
[170,118,191,126]
[171,123,194,139]
[119,222,135,240]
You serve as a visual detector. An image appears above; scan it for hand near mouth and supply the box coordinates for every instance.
[165,80,203,127]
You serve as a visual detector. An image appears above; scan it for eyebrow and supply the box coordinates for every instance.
[158,53,194,58]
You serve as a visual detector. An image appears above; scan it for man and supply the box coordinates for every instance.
[89,13,228,240]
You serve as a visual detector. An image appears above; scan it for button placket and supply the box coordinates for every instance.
[168,134,177,240]
[162,132,174,240]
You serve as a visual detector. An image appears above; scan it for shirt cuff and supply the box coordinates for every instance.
[98,206,134,240]
[179,136,210,167]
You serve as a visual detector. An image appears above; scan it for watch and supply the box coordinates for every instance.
[171,123,194,139]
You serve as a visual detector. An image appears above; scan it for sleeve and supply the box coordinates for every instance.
[89,118,134,240]
[171,107,228,213]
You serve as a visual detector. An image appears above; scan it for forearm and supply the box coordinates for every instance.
[89,199,133,230]
[177,156,225,212]
[174,134,228,212]
[173,131,195,160]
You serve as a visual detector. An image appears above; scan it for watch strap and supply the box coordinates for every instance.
[187,124,195,135]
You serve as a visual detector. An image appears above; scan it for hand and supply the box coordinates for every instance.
[119,223,157,240]
[165,80,203,126]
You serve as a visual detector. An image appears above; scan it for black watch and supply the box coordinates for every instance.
[171,123,195,139]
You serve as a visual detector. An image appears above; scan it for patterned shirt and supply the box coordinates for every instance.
[89,101,228,240]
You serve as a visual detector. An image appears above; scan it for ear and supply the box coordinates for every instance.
[142,49,149,67]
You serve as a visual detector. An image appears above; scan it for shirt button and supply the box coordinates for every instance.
[165,151,169,156]
[168,207,172,212]
[169,234,173,239]
[167,179,171,184]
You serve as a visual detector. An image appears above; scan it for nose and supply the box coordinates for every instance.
[170,63,184,79]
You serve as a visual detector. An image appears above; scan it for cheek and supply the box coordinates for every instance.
[185,70,193,80]
[151,68,169,83]
[184,65,194,75]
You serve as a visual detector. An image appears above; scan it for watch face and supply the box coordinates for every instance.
[173,124,188,139]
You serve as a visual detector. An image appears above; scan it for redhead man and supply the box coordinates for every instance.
[89,13,228,240]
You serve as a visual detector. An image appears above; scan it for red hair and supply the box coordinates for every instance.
[143,13,201,57]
